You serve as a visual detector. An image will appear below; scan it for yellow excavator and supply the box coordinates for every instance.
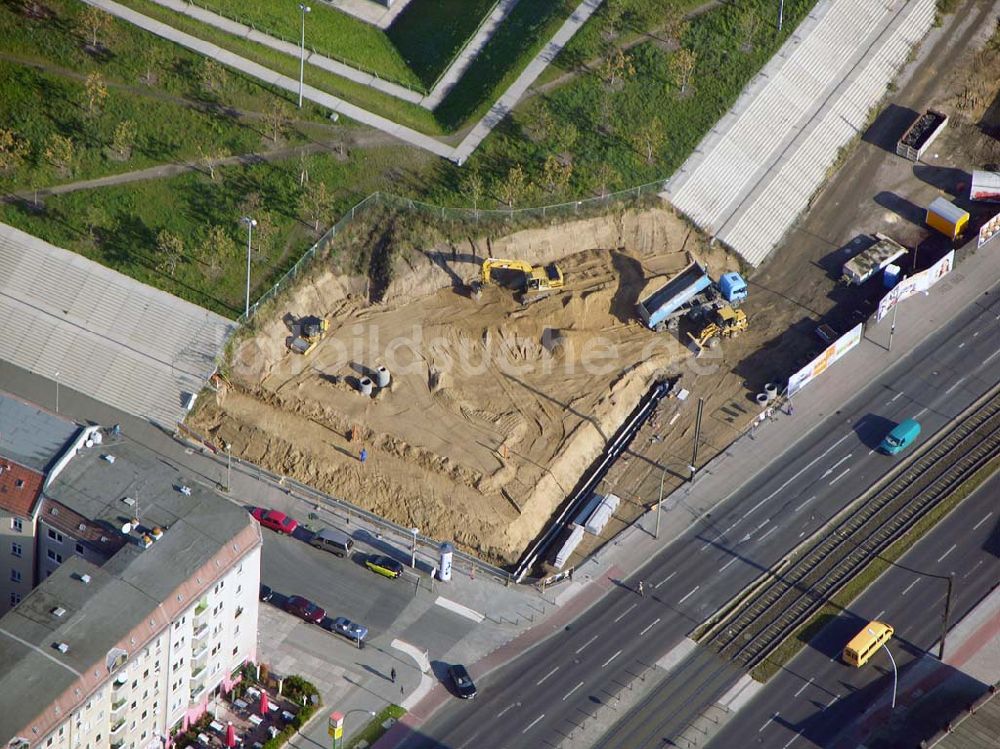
[475,258,565,303]
[687,305,748,351]
[289,316,329,355]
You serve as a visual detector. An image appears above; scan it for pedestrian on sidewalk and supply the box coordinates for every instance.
[637,581,645,597]
[391,667,397,684]
[359,447,368,464]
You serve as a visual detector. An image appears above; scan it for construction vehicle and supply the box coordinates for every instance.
[687,305,748,351]
[288,316,329,355]
[637,261,748,331]
[476,258,565,303]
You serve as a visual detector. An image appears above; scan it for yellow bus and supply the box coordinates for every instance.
[843,620,893,667]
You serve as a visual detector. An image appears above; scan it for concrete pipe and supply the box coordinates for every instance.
[375,366,390,388]
[358,377,374,396]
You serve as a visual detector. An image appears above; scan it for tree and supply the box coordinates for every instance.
[660,7,690,44]
[110,119,137,160]
[84,204,109,242]
[494,164,528,209]
[264,100,291,143]
[197,225,236,273]
[600,0,626,45]
[142,45,172,86]
[298,181,334,232]
[0,129,30,173]
[670,48,697,96]
[155,230,184,274]
[600,48,635,88]
[593,162,620,198]
[197,144,228,180]
[84,71,109,115]
[540,155,573,195]
[79,5,112,49]
[738,7,762,52]
[629,116,665,165]
[43,133,74,175]
[459,168,484,214]
[551,121,579,155]
[199,58,227,94]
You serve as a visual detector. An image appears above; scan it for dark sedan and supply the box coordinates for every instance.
[448,664,477,699]
[284,595,325,624]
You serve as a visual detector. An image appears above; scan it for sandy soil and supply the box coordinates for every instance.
[190,207,744,564]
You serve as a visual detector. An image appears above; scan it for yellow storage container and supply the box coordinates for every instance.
[926,196,969,240]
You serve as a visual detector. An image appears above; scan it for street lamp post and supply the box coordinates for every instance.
[410,527,419,568]
[869,628,898,709]
[298,4,311,108]
[54,370,60,414]
[241,216,257,318]
[655,466,666,540]
[223,441,232,493]
[333,709,375,749]
[778,0,784,31]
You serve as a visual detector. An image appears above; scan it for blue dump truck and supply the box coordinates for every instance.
[636,262,748,331]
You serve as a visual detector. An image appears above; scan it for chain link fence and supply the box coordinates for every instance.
[240,178,667,324]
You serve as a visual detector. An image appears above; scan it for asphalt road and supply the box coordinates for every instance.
[706,469,1000,749]
[399,285,1000,749]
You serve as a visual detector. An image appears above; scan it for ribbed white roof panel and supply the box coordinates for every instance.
[0,222,235,425]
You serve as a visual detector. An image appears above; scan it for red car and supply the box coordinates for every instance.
[284,595,325,624]
[251,508,298,535]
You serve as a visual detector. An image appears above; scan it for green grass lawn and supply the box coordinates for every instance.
[0,144,435,316]
[183,0,421,89]
[385,0,497,90]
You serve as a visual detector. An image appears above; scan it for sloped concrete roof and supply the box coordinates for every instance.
[0,223,235,426]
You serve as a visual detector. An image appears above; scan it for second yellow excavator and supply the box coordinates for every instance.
[475,258,565,304]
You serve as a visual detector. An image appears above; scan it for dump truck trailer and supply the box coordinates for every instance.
[842,234,908,286]
[896,110,948,161]
[637,262,748,331]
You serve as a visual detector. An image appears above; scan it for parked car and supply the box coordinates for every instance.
[251,508,299,535]
[324,616,368,643]
[365,554,404,579]
[448,664,477,699]
[284,595,325,624]
[259,584,273,602]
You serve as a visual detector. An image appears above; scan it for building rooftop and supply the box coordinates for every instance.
[0,458,44,517]
[0,392,78,474]
[0,438,260,747]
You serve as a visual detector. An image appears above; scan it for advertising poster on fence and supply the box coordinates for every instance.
[876,250,955,322]
[979,210,1000,248]
[787,322,863,396]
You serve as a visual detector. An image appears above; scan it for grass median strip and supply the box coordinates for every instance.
[750,454,1000,683]
[345,705,406,749]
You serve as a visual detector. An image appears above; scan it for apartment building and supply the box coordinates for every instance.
[0,395,263,749]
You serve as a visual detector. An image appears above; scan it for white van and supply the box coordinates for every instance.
[309,527,353,557]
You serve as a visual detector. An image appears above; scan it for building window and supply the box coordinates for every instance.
[9,591,21,606]
[10,569,21,583]
[11,518,22,533]
[232,646,239,656]
[76,543,85,555]
[11,542,22,558]
[47,550,63,564]
[47,529,64,543]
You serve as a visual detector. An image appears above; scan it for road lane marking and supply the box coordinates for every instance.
[639,618,661,636]
[829,454,852,471]
[901,580,920,596]
[891,392,904,402]
[536,667,559,686]
[720,557,739,572]
[986,349,1000,364]
[435,596,485,623]
[826,694,840,709]
[700,532,725,552]
[497,704,517,718]
[794,678,814,698]
[945,377,966,395]
[915,407,929,418]
[575,635,598,654]
[783,735,798,749]
[829,468,850,485]
[937,544,956,563]
[757,526,778,543]
[963,560,984,579]
[875,609,885,620]
[741,434,852,520]
[759,713,779,732]
[794,495,817,512]
[655,572,677,589]
[522,714,545,733]
[602,650,622,668]
[563,682,584,701]
[614,603,637,623]
[678,586,700,605]
[973,511,993,531]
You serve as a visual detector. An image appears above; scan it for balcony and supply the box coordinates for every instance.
[192,622,209,641]
[192,644,208,662]
[111,742,124,749]
[110,719,126,736]
[111,697,127,715]
[191,664,206,680]
[190,683,206,701]
[112,675,127,691]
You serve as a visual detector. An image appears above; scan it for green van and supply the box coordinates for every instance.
[879,418,921,455]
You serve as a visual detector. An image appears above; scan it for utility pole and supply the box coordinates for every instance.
[778,0,784,31]
[939,573,954,660]
[241,216,256,318]
[297,4,311,108]
[690,398,704,482]
[887,292,899,352]
[655,466,666,539]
